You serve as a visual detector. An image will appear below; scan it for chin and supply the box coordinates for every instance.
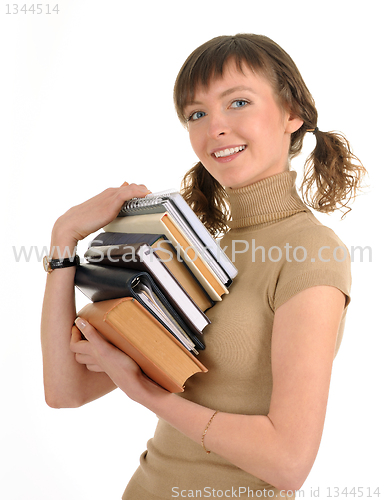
[224,177,260,189]
[218,169,266,189]
[215,172,251,189]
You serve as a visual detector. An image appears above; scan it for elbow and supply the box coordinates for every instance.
[44,388,85,409]
[274,478,306,495]
[272,455,313,493]
[43,374,89,409]
[273,477,306,494]
[45,397,80,409]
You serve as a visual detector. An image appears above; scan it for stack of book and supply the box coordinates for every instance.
[75,190,237,392]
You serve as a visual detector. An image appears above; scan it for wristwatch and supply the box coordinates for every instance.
[43,255,80,273]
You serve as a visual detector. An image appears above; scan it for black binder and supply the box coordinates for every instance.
[75,264,205,353]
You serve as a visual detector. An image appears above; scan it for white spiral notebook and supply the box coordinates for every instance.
[117,189,238,286]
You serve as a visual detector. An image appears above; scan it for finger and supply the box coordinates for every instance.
[120,181,129,187]
[70,324,89,354]
[74,317,109,351]
[71,324,83,343]
[74,352,92,365]
[71,320,87,345]
[74,350,105,372]
[136,183,151,193]
[86,364,105,373]
[120,183,151,197]
[111,184,150,210]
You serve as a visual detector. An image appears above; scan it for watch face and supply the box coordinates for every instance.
[43,256,52,273]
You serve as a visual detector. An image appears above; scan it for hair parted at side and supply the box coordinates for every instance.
[174,33,366,237]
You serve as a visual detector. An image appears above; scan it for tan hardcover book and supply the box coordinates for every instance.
[78,297,208,393]
[104,213,228,301]
[152,238,213,312]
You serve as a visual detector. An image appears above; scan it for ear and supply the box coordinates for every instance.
[285,113,304,134]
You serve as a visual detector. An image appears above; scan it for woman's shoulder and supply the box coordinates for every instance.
[278,210,348,250]
[271,211,352,311]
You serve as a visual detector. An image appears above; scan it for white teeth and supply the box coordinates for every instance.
[214,145,245,158]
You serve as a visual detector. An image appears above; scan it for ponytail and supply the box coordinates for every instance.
[181,128,366,237]
[300,129,366,215]
[180,162,229,237]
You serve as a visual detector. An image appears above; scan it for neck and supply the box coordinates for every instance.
[225,171,309,229]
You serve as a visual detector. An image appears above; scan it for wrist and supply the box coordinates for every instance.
[49,240,78,260]
[130,372,171,409]
[50,218,79,258]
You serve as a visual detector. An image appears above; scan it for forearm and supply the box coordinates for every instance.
[41,264,78,406]
[132,380,304,492]
[41,233,115,408]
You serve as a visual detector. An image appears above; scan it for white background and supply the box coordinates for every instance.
[1,1,383,499]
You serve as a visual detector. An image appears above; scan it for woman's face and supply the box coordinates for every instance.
[184,60,303,189]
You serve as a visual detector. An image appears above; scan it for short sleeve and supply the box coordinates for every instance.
[272,224,351,312]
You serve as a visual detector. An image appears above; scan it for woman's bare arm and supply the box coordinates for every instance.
[40,183,150,408]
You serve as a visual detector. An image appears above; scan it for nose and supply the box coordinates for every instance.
[206,112,231,139]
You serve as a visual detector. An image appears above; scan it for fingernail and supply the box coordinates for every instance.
[75,317,86,329]
[121,181,129,187]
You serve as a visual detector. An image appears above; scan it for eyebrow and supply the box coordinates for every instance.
[186,85,257,107]
[219,85,257,98]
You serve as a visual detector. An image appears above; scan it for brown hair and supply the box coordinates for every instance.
[174,34,366,236]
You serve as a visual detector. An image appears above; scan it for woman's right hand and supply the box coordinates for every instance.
[52,182,150,248]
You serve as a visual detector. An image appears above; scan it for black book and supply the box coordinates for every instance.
[75,264,205,353]
[84,238,210,335]
[87,232,214,312]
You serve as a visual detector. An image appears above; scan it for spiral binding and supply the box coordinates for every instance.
[120,189,178,213]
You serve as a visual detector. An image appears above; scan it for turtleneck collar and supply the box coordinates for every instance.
[225,170,309,230]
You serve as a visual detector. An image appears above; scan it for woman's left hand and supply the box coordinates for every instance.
[72,317,163,403]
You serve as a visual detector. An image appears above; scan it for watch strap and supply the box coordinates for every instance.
[44,255,80,273]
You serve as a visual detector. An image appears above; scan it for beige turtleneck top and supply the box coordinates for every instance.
[123,171,351,500]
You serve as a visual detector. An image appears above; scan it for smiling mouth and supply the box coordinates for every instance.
[213,145,246,158]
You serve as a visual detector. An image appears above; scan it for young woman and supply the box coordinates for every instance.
[41,34,366,499]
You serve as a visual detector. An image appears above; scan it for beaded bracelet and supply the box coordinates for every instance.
[201,410,218,454]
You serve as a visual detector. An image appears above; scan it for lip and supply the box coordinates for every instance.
[210,144,247,163]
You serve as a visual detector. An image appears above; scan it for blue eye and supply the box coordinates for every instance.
[231,100,249,108]
[189,111,206,121]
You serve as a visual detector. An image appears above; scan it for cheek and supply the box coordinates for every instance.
[188,129,205,157]
[253,113,286,149]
